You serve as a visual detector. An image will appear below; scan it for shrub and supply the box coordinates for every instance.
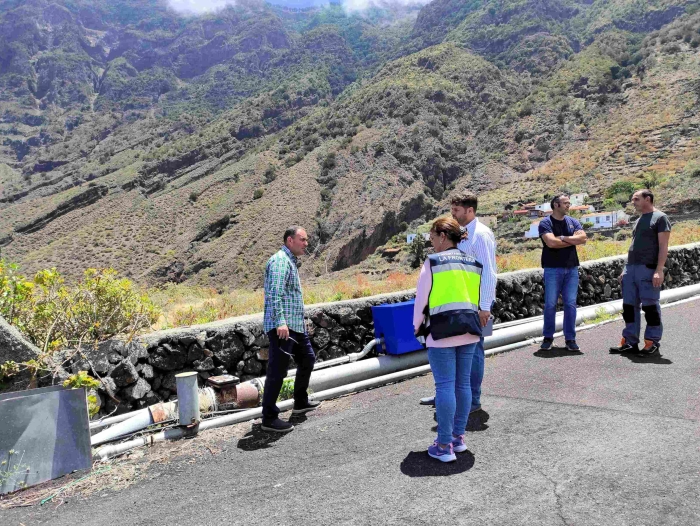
[641,170,663,189]
[253,188,264,199]
[0,262,159,386]
[263,165,276,184]
[321,152,336,170]
[683,160,700,178]
[582,221,594,230]
[409,236,426,268]
[605,180,637,200]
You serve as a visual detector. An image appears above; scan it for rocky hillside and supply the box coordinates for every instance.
[1,0,700,288]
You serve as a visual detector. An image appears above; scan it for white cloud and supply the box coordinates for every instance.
[343,0,431,13]
[166,0,429,15]
[167,0,237,15]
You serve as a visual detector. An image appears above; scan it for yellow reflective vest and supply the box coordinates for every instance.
[427,249,483,339]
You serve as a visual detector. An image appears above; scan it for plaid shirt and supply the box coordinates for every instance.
[263,245,305,333]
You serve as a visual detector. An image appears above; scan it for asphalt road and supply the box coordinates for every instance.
[4,300,700,526]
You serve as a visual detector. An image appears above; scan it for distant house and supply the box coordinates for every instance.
[525,219,543,239]
[570,193,589,206]
[406,234,418,244]
[570,205,595,214]
[535,203,552,213]
[513,209,529,216]
[523,202,537,210]
[422,232,431,241]
[581,210,629,229]
[479,215,498,228]
[528,209,552,218]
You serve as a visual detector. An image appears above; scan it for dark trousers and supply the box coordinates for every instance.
[262,329,316,422]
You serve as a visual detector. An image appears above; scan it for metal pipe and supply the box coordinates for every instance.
[483,283,700,350]
[93,285,700,448]
[283,338,382,378]
[95,287,700,460]
[175,372,200,428]
[90,409,149,431]
[95,364,431,460]
[90,401,177,446]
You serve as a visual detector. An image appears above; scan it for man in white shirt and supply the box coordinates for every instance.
[420,191,498,417]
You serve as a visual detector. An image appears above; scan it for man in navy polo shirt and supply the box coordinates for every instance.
[538,195,588,352]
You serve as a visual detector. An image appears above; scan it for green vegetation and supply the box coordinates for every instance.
[1,0,700,305]
[0,261,159,387]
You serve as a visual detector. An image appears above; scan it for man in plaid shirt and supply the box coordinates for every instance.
[261,226,321,432]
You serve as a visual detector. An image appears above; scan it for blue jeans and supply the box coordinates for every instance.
[543,267,579,341]
[428,343,477,445]
[470,336,484,410]
[622,264,662,345]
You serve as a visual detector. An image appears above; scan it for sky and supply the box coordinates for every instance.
[167,0,430,15]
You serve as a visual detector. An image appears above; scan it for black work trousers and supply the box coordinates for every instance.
[261,329,316,422]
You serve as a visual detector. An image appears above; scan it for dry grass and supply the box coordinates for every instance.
[153,270,419,328]
[151,221,700,326]
[497,220,700,272]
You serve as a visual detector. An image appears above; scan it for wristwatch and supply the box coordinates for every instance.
[559,235,566,242]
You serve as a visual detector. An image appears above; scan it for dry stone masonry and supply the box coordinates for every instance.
[59,243,700,415]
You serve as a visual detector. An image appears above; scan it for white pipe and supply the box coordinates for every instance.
[90,401,178,446]
[90,409,149,430]
[91,409,156,447]
[95,364,432,460]
[95,285,700,451]
[283,338,382,378]
[484,283,700,349]
[95,287,700,460]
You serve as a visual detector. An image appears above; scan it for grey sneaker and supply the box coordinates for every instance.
[420,396,436,406]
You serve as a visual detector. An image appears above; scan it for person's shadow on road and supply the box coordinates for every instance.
[620,353,673,365]
[400,450,475,477]
[533,346,584,358]
[467,409,490,432]
[432,410,490,432]
[237,423,289,452]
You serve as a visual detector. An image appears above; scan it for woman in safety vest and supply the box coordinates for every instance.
[413,217,483,462]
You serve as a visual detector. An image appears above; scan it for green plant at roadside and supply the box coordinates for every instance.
[0,260,34,327]
[0,449,29,491]
[590,306,618,325]
[64,371,102,417]
[0,262,159,388]
[277,377,296,402]
[17,267,160,352]
[277,377,312,402]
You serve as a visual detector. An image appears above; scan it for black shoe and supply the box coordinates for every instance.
[420,396,436,406]
[609,338,639,354]
[640,340,661,356]
[539,338,554,351]
[292,400,322,414]
[261,418,294,433]
[565,340,581,352]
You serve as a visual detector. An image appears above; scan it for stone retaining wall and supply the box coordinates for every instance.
[74,243,700,415]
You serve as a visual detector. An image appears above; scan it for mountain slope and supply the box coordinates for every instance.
[1,0,699,289]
